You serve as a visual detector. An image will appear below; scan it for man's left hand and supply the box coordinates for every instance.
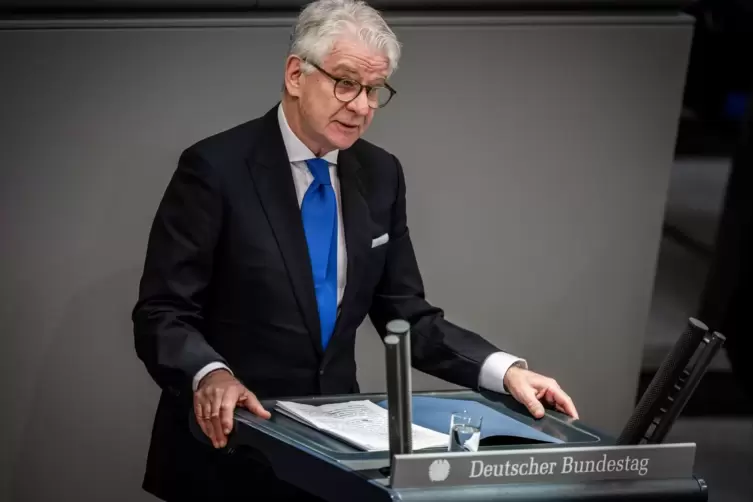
[503,366,579,420]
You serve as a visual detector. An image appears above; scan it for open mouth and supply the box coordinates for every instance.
[336,121,358,130]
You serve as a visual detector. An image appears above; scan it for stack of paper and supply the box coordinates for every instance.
[275,399,449,452]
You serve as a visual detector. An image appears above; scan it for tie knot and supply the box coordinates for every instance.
[306,158,331,186]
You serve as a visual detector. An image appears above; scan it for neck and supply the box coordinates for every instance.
[281,96,331,158]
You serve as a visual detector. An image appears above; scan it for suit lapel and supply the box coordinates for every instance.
[246,108,322,356]
[328,147,373,353]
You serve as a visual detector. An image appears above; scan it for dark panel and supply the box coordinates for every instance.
[637,370,753,417]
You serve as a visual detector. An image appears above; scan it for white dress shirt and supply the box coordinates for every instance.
[192,104,527,393]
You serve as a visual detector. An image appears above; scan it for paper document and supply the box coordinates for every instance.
[275,400,449,452]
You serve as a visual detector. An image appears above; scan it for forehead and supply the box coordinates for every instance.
[323,38,390,78]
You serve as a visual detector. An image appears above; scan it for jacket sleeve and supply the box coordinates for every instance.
[132,147,229,397]
[367,155,501,390]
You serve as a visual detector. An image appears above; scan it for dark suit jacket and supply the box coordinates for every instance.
[132,105,500,500]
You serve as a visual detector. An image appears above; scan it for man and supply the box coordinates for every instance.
[132,1,578,500]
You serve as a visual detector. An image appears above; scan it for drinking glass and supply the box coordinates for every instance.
[448,411,483,452]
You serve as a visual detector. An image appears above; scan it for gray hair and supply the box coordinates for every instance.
[288,0,401,76]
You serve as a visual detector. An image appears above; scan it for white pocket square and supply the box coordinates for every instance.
[371,233,389,248]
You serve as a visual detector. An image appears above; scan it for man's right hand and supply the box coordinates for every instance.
[193,369,271,448]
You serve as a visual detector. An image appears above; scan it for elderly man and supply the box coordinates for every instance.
[132,0,578,500]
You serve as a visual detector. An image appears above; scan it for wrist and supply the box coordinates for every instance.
[503,364,525,392]
[199,368,232,389]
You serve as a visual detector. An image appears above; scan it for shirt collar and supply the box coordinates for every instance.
[277,103,339,165]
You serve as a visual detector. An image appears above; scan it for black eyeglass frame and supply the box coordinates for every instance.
[303,59,397,109]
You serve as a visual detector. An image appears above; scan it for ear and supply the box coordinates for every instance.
[284,55,305,98]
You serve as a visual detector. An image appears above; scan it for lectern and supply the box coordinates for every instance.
[190,390,706,501]
[189,319,713,501]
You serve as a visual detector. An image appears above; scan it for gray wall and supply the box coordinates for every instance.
[0,0,692,9]
[0,0,688,8]
[0,13,692,502]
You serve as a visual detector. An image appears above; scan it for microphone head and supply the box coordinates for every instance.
[386,319,410,336]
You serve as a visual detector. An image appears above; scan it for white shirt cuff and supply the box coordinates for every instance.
[192,362,232,392]
[478,351,527,394]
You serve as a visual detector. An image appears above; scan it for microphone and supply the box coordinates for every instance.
[383,319,413,460]
[617,317,726,445]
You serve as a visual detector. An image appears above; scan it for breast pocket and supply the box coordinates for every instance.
[370,232,390,250]
[363,231,389,286]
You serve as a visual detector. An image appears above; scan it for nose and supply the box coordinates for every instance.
[346,88,371,116]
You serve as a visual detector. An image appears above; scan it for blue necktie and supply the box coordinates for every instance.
[301,158,338,349]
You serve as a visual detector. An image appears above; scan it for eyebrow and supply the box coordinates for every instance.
[331,64,386,85]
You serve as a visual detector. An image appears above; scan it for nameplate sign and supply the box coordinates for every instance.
[390,443,696,489]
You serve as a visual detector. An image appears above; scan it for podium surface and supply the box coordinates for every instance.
[191,390,707,501]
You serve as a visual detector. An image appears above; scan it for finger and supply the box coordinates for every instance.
[543,389,557,407]
[239,390,271,419]
[220,386,241,435]
[194,397,214,441]
[202,400,212,420]
[513,384,545,419]
[202,400,218,447]
[211,387,225,420]
[198,388,218,446]
[210,388,227,446]
[548,388,579,419]
[194,398,204,422]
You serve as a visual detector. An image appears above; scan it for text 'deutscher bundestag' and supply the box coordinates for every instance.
[390,443,696,489]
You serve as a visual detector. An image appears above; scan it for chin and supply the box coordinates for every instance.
[324,121,365,150]
[327,132,360,150]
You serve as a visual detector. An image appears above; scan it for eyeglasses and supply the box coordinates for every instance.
[304,60,396,109]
